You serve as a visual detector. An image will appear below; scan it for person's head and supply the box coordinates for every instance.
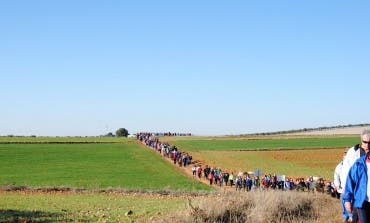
[361,129,370,152]
[342,151,347,160]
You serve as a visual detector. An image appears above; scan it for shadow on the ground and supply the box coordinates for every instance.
[0,209,66,223]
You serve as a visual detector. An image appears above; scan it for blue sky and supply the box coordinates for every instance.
[1,1,369,136]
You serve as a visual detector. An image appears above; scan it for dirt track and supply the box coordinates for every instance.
[137,141,246,192]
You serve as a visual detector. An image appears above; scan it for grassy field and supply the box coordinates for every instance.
[0,136,129,143]
[162,135,358,151]
[1,136,347,222]
[0,143,210,191]
[0,191,191,222]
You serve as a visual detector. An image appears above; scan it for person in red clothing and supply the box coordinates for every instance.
[197,165,202,178]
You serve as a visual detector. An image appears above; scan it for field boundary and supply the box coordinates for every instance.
[0,185,212,197]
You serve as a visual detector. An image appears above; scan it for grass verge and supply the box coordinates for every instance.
[0,143,211,191]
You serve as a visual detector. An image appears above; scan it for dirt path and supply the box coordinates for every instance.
[137,141,236,192]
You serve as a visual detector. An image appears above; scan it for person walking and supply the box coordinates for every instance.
[334,151,350,222]
[223,171,229,186]
[229,172,234,187]
[341,130,370,188]
[343,151,370,223]
[341,129,370,222]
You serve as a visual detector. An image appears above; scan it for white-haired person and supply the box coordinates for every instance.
[341,129,370,222]
[343,150,370,223]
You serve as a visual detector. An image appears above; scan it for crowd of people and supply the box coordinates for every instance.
[137,130,370,223]
[136,132,328,193]
[137,132,193,167]
[138,132,191,137]
[192,166,327,193]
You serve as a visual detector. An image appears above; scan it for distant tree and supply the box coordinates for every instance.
[106,132,115,137]
[116,128,129,137]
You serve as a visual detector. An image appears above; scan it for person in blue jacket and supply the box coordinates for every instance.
[343,151,370,223]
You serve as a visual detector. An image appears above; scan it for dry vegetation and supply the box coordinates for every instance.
[151,191,340,223]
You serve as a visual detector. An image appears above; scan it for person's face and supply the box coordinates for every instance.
[361,135,370,152]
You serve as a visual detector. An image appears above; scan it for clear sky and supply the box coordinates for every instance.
[1,1,369,136]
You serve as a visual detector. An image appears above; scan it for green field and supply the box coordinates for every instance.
[0,191,190,222]
[0,143,210,191]
[165,136,359,151]
[1,135,351,222]
[0,136,129,143]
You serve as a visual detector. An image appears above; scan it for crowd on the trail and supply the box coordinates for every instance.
[139,132,191,137]
[136,132,329,193]
[138,129,370,223]
[192,165,328,193]
[137,132,193,167]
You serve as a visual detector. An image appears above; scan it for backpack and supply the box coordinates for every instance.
[354,144,366,156]
[354,144,360,151]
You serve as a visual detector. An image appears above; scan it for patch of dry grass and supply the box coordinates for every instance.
[152,191,340,223]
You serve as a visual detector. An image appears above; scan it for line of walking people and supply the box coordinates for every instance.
[136,132,327,193]
[192,164,325,192]
[138,130,370,223]
[137,132,193,167]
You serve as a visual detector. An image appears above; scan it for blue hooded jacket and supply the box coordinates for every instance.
[342,152,369,208]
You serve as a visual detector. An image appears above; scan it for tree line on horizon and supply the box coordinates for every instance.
[2,128,130,138]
